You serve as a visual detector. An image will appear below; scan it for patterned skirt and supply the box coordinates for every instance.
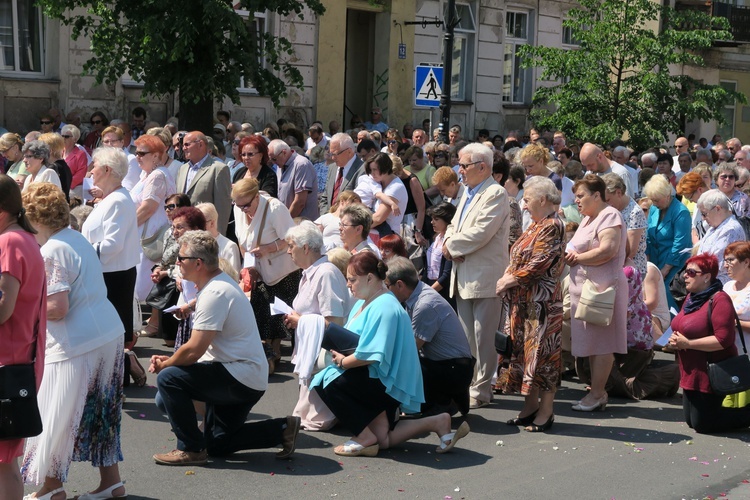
[251,269,302,341]
[21,338,124,484]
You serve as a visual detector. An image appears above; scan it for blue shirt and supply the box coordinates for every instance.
[458,176,494,227]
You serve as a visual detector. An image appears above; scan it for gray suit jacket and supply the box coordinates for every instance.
[319,157,365,214]
[176,157,232,234]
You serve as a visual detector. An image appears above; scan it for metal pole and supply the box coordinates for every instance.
[439,0,455,144]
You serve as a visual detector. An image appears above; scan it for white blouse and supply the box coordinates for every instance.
[81,187,140,272]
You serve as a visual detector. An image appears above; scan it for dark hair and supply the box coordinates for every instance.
[166,193,191,208]
[725,242,750,263]
[478,129,490,137]
[172,207,206,230]
[365,152,393,176]
[656,152,673,166]
[492,134,504,143]
[404,145,423,159]
[572,173,607,199]
[132,106,146,119]
[0,174,36,233]
[217,110,231,120]
[639,168,656,190]
[347,251,387,280]
[239,135,269,168]
[378,234,408,258]
[492,152,510,184]
[357,139,378,153]
[686,253,719,281]
[427,201,457,222]
[90,111,109,126]
[397,142,410,154]
[559,148,573,158]
[502,140,522,153]
[508,165,526,189]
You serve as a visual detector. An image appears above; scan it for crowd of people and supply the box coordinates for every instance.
[2,107,750,500]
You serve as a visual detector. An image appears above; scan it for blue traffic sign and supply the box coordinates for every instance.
[415,65,443,107]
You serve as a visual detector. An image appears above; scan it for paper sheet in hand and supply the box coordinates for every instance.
[182,280,198,303]
[163,305,180,313]
[655,327,673,347]
[82,178,94,202]
[269,296,294,316]
[244,252,256,269]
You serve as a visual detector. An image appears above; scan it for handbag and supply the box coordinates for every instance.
[145,277,178,310]
[494,329,512,358]
[0,364,43,440]
[141,220,169,262]
[574,267,617,326]
[321,322,359,355]
[707,306,750,396]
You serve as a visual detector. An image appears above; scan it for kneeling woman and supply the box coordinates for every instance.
[669,253,750,433]
[311,252,469,456]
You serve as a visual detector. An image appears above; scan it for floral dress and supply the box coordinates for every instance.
[624,266,653,351]
[499,214,565,394]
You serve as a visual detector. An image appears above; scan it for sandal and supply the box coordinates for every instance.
[506,409,538,426]
[75,480,127,499]
[334,440,379,457]
[23,487,65,500]
[436,421,470,454]
[124,350,147,387]
[139,324,159,338]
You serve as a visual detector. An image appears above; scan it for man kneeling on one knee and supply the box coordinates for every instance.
[149,230,300,466]
[385,257,475,416]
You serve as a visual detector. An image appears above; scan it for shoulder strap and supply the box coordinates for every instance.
[253,198,270,250]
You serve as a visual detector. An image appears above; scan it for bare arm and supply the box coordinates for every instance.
[409,177,428,245]
[371,200,393,226]
[136,199,159,227]
[0,273,20,324]
[566,227,621,267]
[289,190,309,218]
[46,291,69,321]
[643,265,661,313]
[626,228,644,261]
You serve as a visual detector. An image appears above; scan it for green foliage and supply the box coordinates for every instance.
[519,0,746,151]
[38,0,325,107]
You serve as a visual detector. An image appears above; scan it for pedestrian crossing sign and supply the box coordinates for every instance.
[415,65,443,107]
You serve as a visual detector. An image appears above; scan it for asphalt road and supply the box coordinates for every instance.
[23,339,750,500]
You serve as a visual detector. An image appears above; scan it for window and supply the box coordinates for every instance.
[562,17,580,47]
[444,2,476,101]
[503,10,533,104]
[718,80,737,139]
[235,8,267,93]
[0,0,44,74]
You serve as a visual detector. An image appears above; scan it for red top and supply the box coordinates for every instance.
[65,146,89,188]
[671,290,738,393]
[0,229,46,384]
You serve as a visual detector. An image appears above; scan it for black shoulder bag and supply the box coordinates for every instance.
[706,300,750,397]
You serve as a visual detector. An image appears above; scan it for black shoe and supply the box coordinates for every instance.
[525,415,554,433]
[506,410,538,426]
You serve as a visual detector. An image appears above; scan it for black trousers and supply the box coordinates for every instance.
[103,267,136,386]
[420,356,475,415]
[683,389,750,434]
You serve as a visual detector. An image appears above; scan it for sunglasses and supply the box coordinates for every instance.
[176,255,201,263]
[40,120,52,125]
[164,204,177,210]
[719,174,736,180]
[61,134,73,139]
[683,268,705,278]
[134,151,151,157]
[91,119,103,125]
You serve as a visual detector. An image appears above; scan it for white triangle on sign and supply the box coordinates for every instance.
[417,69,442,101]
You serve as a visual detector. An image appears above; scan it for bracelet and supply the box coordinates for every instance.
[414,229,422,234]
[274,240,279,251]
[339,356,345,369]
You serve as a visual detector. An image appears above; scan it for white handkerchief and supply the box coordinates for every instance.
[269,296,294,316]
[655,327,673,347]
[244,252,256,268]
[163,305,180,313]
[83,178,94,202]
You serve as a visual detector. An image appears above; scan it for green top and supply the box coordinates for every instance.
[7,160,28,180]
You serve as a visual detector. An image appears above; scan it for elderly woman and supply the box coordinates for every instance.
[368,153,408,237]
[603,173,647,277]
[61,124,89,198]
[0,132,28,188]
[695,189,745,284]
[315,190,361,251]
[565,174,628,412]
[643,174,692,312]
[282,221,350,431]
[715,163,750,217]
[496,177,565,432]
[81,148,140,384]
[130,135,172,301]
[669,253,750,433]
[233,177,300,367]
[677,171,711,243]
[37,133,73,201]
[21,183,127,500]
[21,141,61,193]
[723,242,750,354]
[0,176,46,499]
[238,135,278,197]
[339,203,381,256]
[311,252,469,457]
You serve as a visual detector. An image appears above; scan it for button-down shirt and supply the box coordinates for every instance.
[185,154,210,190]
[458,176,493,227]
[277,152,319,220]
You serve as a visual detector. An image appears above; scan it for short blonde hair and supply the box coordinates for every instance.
[390,155,405,176]
[22,182,70,231]
[643,173,672,200]
[232,177,259,200]
[196,202,218,223]
[327,247,352,276]
[519,142,551,165]
[38,132,64,159]
[432,166,458,186]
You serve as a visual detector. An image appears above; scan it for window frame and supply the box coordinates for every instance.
[503,9,534,105]
[444,0,477,102]
[717,79,737,139]
[235,8,268,95]
[0,0,46,78]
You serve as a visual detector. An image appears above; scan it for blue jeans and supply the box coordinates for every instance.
[157,362,286,455]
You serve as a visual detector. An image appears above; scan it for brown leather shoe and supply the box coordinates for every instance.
[153,449,207,466]
[276,416,301,459]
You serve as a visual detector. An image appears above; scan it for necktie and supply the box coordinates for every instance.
[332,167,344,205]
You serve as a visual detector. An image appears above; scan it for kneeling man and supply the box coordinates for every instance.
[149,230,300,465]
[385,257,474,416]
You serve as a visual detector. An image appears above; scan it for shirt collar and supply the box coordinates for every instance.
[302,255,329,280]
[190,154,210,169]
[467,176,492,197]
[404,281,425,310]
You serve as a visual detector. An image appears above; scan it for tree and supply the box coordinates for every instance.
[38,0,325,131]
[518,0,746,151]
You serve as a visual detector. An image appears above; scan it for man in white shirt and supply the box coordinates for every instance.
[149,231,300,465]
[305,123,329,153]
[580,143,634,198]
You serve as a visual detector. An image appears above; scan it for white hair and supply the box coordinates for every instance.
[641,152,657,165]
[697,189,732,212]
[524,176,561,205]
[61,124,81,141]
[268,139,290,155]
[459,142,493,170]
[285,220,324,252]
[331,132,355,152]
[92,147,129,181]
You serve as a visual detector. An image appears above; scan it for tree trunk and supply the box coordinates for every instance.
[178,93,214,134]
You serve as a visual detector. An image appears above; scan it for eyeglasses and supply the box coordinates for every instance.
[683,268,705,278]
[330,149,347,157]
[339,223,357,229]
[134,151,151,157]
[719,174,736,180]
[458,161,482,170]
[164,204,177,211]
[388,140,397,145]
[176,255,201,263]
[233,198,255,211]
[240,152,258,158]
[233,139,241,145]
[23,154,35,159]
[40,121,52,125]
[725,256,738,265]
[91,119,103,125]
[61,134,73,139]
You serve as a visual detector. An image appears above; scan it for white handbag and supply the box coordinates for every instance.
[574,268,616,326]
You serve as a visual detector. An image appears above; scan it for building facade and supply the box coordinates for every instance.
[2,0,749,142]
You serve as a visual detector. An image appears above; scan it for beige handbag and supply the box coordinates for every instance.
[574,268,616,326]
